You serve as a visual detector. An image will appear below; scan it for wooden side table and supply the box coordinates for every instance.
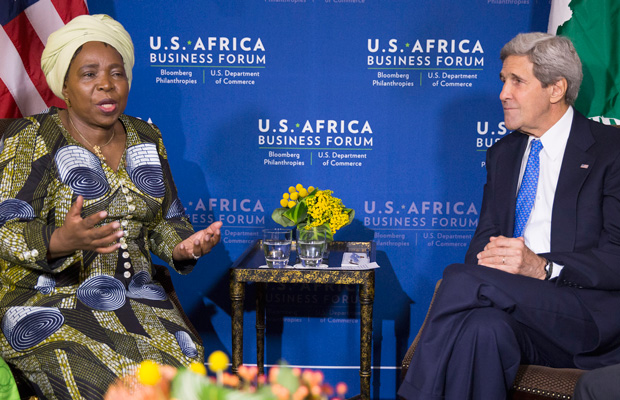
[230,240,376,400]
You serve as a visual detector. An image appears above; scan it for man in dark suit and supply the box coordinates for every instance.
[398,32,620,399]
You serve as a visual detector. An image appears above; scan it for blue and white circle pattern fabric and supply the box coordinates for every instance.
[126,270,167,301]
[34,274,56,295]
[166,198,186,219]
[0,199,35,226]
[126,143,165,198]
[55,146,109,199]
[76,275,126,311]
[175,330,198,358]
[1,306,64,351]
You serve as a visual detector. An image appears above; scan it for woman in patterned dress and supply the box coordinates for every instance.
[0,14,222,399]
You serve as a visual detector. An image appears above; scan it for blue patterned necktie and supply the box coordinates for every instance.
[514,139,543,238]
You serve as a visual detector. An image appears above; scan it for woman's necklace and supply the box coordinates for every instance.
[68,114,115,162]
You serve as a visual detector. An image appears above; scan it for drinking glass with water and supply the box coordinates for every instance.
[262,228,292,268]
[297,226,328,268]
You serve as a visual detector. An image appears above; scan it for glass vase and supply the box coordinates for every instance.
[296,226,328,268]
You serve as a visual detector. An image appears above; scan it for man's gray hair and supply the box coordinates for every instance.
[500,32,582,105]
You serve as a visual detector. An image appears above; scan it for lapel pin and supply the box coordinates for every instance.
[580,164,589,169]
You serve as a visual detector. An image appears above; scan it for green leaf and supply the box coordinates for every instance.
[170,369,214,400]
[276,364,300,394]
[298,224,329,241]
[200,383,228,400]
[226,388,276,400]
[325,225,334,242]
[346,208,355,225]
[271,208,296,227]
[283,201,307,225]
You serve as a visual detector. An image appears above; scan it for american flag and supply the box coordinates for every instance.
[0,0,88,118]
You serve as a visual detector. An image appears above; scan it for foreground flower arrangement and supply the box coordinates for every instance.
[104,351,348,400]
[272,184,354,241]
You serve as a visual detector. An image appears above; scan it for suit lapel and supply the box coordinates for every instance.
[551,112,595,252]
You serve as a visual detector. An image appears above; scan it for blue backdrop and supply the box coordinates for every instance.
[88,1,551,397]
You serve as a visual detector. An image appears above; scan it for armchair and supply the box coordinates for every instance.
[400,280,585,399]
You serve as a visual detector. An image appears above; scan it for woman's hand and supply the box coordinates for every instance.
[48,195,123,259]
[172,221,223,261]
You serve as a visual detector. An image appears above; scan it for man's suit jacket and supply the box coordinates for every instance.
[464,110,620,367]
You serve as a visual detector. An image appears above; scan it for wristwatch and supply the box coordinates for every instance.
[543,258,553,280]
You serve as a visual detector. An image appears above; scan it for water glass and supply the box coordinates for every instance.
[297,227,327,268]
[262,228,292,268]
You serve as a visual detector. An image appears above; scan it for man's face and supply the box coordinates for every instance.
[499,55,556,137]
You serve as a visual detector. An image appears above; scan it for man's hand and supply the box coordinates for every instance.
[476,236,547,279]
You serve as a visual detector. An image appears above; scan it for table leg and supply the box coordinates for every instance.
[256,282,266,376]
[230,273,245,374]
[359,272,375,400]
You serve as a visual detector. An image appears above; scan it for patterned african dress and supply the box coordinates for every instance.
[0,107,203,400]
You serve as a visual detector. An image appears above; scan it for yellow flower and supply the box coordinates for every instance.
[208,350,230,373]
[137,360,161,386]
[273,184,352,237]
[189,361,207,376]
[305,190,350,234]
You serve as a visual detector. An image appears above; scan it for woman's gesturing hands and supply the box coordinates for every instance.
[172,221,223,261]
[48,195,123,259]
[48,196,223,262]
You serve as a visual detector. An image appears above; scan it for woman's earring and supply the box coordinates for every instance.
[64,98,71,108]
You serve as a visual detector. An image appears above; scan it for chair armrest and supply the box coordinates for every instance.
[511,364,584,399]
[400,279,442,381]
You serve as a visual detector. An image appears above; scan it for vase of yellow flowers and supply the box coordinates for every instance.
[271,184,354,263]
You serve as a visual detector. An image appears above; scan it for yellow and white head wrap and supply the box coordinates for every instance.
[41,14,134,99]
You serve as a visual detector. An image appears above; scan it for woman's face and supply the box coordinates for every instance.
[61,41,129,129]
